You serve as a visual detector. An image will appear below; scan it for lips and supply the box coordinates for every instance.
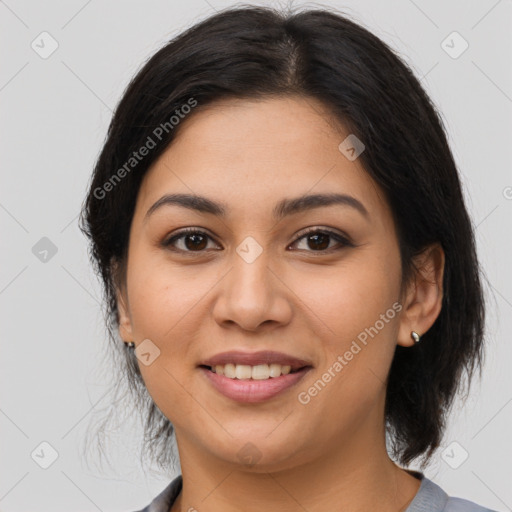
[200,366,312,403]
[198,350,313,403]
[199,350,312,371]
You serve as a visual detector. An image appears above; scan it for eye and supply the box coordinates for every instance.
[162,227,220,253]
[289,227,353,253]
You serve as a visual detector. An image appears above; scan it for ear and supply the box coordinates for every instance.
[397,243,445,347]
[112,258,134,342]
[116,285,134,342]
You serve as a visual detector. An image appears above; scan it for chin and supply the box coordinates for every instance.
[204,428,310,471]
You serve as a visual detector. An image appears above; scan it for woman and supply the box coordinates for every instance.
[80,5,497,512]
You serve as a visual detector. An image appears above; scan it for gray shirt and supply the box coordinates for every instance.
[133,471,498,511]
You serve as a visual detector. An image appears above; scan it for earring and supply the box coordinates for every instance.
[411,331,421,343]
[124,341,135,348]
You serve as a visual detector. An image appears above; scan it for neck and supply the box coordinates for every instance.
[171,434,421,511]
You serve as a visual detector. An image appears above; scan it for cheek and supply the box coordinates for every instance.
[124,256,207,423]
[294,266,400,431]
[291,257,401,345]
[126,250,208,339]
[291,249,402,413]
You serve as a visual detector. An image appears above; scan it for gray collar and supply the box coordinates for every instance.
[405,472,448,512]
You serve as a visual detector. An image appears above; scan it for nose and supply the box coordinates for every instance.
[211,244,293,333]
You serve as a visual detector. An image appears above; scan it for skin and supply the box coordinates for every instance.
[116,96,445,512]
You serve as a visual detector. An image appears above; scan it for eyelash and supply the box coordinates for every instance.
[162,226,354,255]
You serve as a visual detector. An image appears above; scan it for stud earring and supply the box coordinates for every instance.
[124,341,135,348]
[411,331,421,343]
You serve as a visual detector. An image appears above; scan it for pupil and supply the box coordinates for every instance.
[186,234,207,250]
[309,233,329,250]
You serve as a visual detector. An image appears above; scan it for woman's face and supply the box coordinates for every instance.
[117,96,416,470]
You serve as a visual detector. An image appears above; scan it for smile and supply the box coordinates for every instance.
[200,365,312,403]
[206,363,298,380]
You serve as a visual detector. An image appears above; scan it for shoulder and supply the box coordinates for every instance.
[444,496,499,512]
[406,472,498,512]
[129,475,183,512]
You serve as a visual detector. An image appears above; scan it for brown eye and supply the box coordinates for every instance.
[182,233,208,251]
[304,232,330,250]
[290,228,353,252]
[163,228,220,253]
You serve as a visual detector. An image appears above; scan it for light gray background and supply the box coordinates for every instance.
[1,0,511,510]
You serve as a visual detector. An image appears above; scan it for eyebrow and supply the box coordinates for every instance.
[144,192,369,222]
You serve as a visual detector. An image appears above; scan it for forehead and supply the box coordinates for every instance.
[135,96,389,222]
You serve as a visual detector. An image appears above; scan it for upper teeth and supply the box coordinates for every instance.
[212,363,292,380]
